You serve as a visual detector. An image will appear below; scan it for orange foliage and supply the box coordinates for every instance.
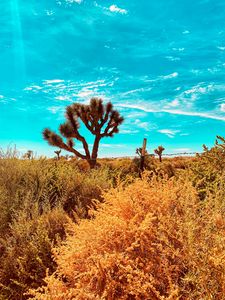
[29,174,225,300]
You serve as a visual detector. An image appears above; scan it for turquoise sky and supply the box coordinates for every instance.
[1,0,225,157]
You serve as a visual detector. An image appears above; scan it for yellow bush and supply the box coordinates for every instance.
[0,207,69,300]
[0,158,112,299]
[29,174,224,300]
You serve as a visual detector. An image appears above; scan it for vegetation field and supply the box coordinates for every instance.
[0,137,224,300]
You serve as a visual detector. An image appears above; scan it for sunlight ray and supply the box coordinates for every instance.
[10,0,26,83]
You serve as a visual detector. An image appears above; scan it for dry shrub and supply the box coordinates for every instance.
[0,158,112,299]
[29,174,224,300]
[0,207,69,300]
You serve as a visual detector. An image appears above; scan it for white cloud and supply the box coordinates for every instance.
[47,106,63,114]
[160,72,178,79]
[125,111,147,118]
[182,30,190,34]
[101,143,125,148]
[109,5,127,14]
[220,103,225,111]
[55,95,71,101]
[117,103,225,122]
[44,79,65,84]
[24,85,42,91]
[184,86,208,95]
[172,47,185,52]
[120,129,139,134]
[66,0,82,3]
[167,99,180,107]
[76,89,94,98]
[121,87,152,96]
[45,10,54,16]
[158,129,180,138]
[165,56,180,62]
[134,119,149,131]
[217,46,225,51]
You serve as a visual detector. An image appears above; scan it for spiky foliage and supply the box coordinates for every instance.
[43,98,124,168]
[154,145,165,162]
[54,150,61,160]
[24,150,33,160]
[135,147,148,157]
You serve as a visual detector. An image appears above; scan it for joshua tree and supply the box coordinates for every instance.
[136,147,148,157]
[24,150,33,160]
[54,149,61,160]
[43,98,124,168]
[154,145,165,162]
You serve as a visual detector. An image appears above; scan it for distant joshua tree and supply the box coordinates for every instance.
[54,149,61,160]
[24,150,33,160]
[154,145,165,162]
[43,98,124,168]
[136,147,148,157]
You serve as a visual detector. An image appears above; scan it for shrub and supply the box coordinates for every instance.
[0,158,112,299]
[190,136,225,200]
[29,174,225,300]
[0,206,69,300]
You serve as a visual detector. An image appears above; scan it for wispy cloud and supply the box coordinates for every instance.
[109,5,128,14]
[134,119,156,131]
[24,79,112,103]
[217,46,225,51]
[101,143,125,148]
[158,129,180,138]
[220,103,225,112]
[47,106,64,114]
[66,0,82,4]
[117,103,225,122]
[119,129,139,134]
[43,79,65,84]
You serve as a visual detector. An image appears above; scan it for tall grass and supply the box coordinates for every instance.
[0,155,112,299]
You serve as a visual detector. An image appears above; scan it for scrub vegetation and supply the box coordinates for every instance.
[0,136,224,300]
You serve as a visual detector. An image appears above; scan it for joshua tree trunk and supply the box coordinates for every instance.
[154,146,165,163]
[89,135,100,168]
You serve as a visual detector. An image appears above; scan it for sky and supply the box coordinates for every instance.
[1,0,225,157]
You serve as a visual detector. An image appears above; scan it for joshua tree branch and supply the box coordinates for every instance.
[60,142,86,159]
[43,129,86,159]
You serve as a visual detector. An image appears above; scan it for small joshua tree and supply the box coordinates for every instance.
[54,149,61,160]
[43,98,124,168]
[136,147,148,157]
[24,150,33,160]
[154,145,165,162]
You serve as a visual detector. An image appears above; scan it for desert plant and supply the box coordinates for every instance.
[0,206,69,300]
[154,145,165,162]
[54,150,61,160]
[24,150,33,160]
[135,147,148,157]
[43,98,124,168]
[190,135,225,200]
[29,174,225,300]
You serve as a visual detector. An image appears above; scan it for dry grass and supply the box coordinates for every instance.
[29,174,225,300]
[0,143,224,300]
